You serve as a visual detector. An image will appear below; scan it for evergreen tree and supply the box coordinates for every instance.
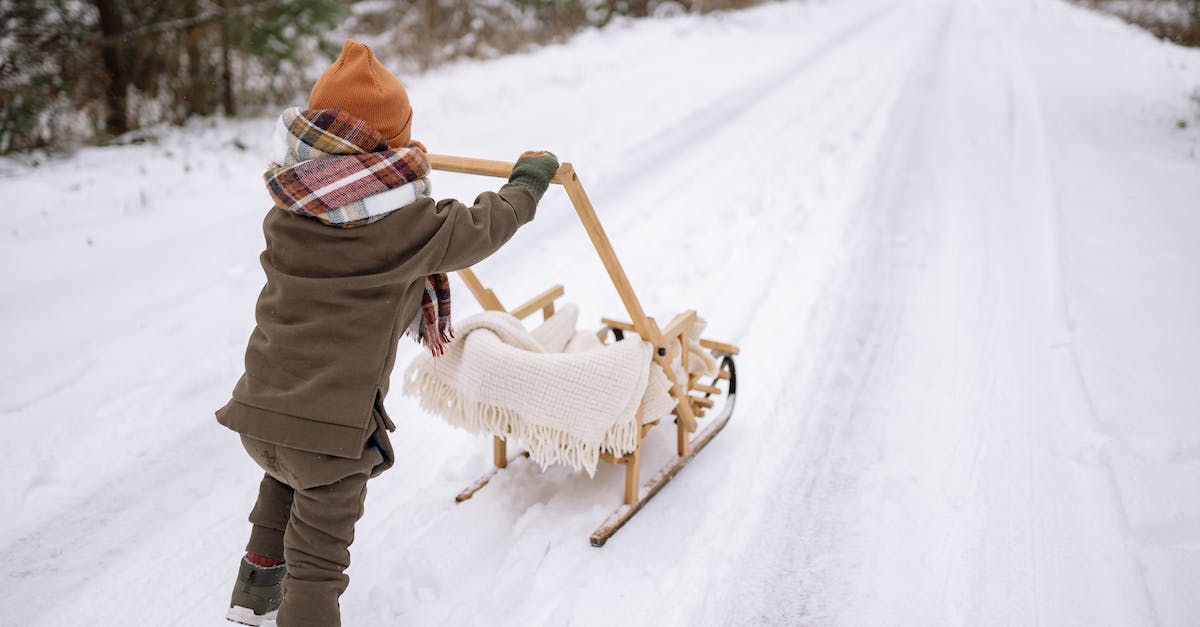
[2,0,766,154]
[1,0,346,154]
[0,1,100,152]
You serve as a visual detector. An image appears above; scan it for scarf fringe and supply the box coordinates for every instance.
[403,366,640,477]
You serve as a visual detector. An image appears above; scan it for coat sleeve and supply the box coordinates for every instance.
[427,183,538,274]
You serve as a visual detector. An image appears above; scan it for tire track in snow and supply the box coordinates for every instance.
[681,1,963,623]
[973,2,1160,622]
[0,420,254,625]
[601,1,901,193]
[681,0,1163,624]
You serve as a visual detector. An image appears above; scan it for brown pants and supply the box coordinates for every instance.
[240,412,393,627]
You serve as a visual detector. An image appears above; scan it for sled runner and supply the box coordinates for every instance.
[423,154,739,546]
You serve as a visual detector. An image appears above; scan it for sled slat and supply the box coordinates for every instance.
[625,444,642,505]
[456,451,531,503]
[456,268,504,312]
[601,317,737,356]
[599,451,628,465]
[601,317,637,333]
[661,310,697,341]
[493,436,507,468]
[699,338,740,355]
[510,284,564,320]
[691,382,722,395]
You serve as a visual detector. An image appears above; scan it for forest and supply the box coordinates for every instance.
[0,0,759,154]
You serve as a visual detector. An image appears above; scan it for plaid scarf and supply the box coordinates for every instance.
[410,274,454,357]
[264,107,451,356]
[265,107,431,227]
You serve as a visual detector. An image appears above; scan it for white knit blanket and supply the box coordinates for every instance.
[403,303,675,475]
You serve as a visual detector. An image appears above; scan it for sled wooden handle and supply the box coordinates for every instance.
[425,153,572,184]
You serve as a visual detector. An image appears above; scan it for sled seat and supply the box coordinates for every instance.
[446,270,738,541]
[405,292,675,477]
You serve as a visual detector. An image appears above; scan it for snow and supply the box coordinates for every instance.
[2,0,1199,625]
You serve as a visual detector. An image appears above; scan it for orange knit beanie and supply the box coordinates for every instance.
[309,39,412,149]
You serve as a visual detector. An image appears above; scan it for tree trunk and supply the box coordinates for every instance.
[418,0,435,71]
[183,0,212,118]
[94,0,129,136]
[220,0,236,115]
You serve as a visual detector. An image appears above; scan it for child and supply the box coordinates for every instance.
[216,39,559,627]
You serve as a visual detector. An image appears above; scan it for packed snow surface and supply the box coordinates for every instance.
[2,0,1198,625]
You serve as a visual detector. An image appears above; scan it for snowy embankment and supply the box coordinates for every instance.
[2,0,1198,625]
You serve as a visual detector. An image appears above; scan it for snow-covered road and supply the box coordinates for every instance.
[2,0,1198,625]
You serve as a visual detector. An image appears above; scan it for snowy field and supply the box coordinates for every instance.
[2,0,1199,625]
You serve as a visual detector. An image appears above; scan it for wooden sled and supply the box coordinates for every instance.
[425,154,740,546]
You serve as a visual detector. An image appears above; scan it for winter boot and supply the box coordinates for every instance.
[226,556,285,626]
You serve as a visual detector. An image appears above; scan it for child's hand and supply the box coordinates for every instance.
[407,140,428,153]
[507,151,560,203]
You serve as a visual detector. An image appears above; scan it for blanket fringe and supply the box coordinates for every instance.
[404,368,639,477]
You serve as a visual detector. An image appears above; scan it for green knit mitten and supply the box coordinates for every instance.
[507,151,559,203]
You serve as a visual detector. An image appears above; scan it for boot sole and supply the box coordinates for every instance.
[226,605,278,626]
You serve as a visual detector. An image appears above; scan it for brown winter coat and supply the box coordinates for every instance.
[216,185,537,458]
